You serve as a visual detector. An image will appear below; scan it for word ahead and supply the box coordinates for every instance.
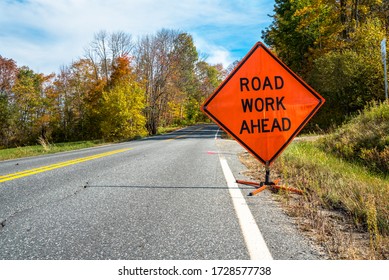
[201,42,325,165]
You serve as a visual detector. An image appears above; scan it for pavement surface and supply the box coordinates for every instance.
[0,124,322,260]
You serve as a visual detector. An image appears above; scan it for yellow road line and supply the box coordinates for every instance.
[0,148,132,183]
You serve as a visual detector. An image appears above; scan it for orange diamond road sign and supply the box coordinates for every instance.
[201,42,325,166]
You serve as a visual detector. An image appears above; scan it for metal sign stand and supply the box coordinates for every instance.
[236,162,303,196]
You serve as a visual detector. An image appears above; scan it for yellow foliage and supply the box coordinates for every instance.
[100,81,146,140]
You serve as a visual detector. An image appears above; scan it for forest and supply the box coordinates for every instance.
[0,29,224,148]
[262,0,389,129]
[1,0,388,148]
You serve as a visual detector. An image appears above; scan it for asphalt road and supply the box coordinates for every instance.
[0,124,322,260]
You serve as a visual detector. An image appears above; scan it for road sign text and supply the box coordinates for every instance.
[240,76,284,91]
[240,118,291,134]
[239,77,290,134]
[241,96,286,113]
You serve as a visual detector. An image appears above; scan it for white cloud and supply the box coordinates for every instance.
[192,35,234,68]
[206,49,233,67]
[0,0,274,73]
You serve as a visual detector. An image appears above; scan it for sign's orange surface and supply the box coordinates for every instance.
[201,42,325,165]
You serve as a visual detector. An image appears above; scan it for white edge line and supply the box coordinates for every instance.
[215,129,273,260]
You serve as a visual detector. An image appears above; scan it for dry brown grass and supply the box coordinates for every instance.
[239,147,389,260]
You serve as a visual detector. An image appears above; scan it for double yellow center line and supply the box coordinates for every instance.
[0,148,132,183]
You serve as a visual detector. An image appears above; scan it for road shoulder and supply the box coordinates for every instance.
[215,138,327,260]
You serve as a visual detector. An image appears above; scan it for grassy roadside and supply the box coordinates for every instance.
[240,139,389,259]
[0,140,107,161]
[0,125,187,161]
[156,124,185,135]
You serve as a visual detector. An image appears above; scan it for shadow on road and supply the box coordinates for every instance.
[86,185,253,190]
[138,124,220,141]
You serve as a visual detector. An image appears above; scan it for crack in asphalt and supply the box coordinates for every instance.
[0,185,86,232]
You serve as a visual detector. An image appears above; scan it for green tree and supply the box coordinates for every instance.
[169,33,200,125]
[100,56,146,140]
[309,50,383,126]
[135,30,206,133]
[135,29,180,134]
[308,18,385,128]
[262,0,340,76]
[194,61,223,122]
[0,94,13,147]
[54,58,107,141]
[100,83,146,140]
[263,0,388,129]
[12,67,46,144]
[0,55,18,147]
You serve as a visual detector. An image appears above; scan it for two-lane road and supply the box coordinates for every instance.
[0,124,320,259]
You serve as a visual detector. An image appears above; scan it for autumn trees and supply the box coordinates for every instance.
[262,0,388,128]
[100,56,146,140]
[0,30,223,148]
[135,29,180,135]
[0,56,57,147]
[0,56,18,147]
[133,30,218,135]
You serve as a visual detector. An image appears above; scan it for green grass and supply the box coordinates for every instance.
[278,101,389,241]
[0,140,106,161]
[275,140,389,238]
[157,125,185,135]
[0,125,188,161]
[239,102,389,258]
[321,101,389,174]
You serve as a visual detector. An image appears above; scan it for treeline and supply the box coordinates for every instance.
[0,29,224,148]
[262,0,389,129]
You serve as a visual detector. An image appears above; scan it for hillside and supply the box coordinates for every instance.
[240,102,389,259]
[321,102,389,174]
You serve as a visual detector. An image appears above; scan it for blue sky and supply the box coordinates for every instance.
[0,0,275,74]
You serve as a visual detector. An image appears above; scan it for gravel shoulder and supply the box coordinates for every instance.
[216,138,327,259]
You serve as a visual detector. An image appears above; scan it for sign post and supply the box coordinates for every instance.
[201,42,325,195]
[382,38,388,100]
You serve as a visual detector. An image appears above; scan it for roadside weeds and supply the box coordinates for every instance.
[0,125,187,162]
[239,141,389,260]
